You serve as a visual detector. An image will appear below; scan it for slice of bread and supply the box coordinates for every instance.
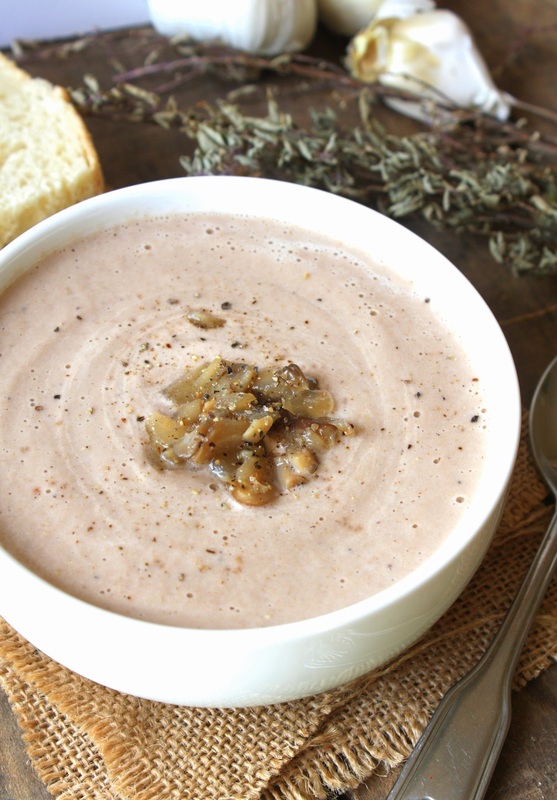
[0,52,104,248]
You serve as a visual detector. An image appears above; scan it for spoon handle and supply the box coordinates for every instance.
[385,507,557,800]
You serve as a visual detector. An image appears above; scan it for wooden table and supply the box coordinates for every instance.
[1,2,557,797]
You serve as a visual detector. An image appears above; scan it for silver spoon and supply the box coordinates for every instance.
[383,355,557,800]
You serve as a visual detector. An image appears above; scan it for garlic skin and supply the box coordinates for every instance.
[346,9,511,121]
[374,0,436,22]
[317,0,434,37]
[147,0,318,55]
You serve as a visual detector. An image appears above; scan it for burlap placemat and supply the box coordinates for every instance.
[1,413,557,800]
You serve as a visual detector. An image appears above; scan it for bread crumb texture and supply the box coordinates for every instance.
[0,53,104,248]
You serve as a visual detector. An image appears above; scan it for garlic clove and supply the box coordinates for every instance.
[346,8,511,121]
[317,0,435,37]
[147,0,318,56]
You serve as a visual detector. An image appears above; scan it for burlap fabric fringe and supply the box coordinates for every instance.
[1,413,557,800]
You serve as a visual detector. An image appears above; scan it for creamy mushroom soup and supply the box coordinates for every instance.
[0,213,488,628]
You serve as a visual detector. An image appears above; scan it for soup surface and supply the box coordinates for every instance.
[0,212,488,628]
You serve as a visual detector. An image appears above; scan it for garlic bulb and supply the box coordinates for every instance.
[318,0,434,37]
[346,8,511,121]
[147,0,318,55]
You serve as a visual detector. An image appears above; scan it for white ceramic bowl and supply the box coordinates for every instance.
[0,177,520,707]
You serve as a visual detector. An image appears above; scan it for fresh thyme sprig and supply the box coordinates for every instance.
[13,29,557,274]
[178,95,557,275]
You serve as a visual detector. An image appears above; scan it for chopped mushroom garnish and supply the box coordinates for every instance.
[145,356,355,506]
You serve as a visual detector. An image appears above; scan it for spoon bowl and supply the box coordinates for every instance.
[530,354,557,496]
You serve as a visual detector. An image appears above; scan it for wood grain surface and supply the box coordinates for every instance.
[1,1,557,798]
